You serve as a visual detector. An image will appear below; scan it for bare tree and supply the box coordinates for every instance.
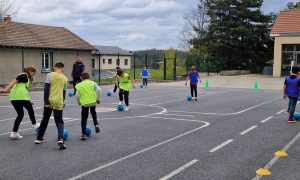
[178,0,210,52]
[0,0,21,20]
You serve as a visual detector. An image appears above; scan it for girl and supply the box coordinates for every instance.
[185,66,202,101]
[0,66,39,139]
[116,70,136,111]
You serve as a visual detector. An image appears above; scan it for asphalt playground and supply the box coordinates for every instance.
[1,75,300,180]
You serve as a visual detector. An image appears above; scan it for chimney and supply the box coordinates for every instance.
[4,16,11,22]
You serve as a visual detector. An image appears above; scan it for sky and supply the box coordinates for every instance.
[12,0,298,51]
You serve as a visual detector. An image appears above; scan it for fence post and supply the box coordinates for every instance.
[186,53,189,74]
[145,53,147,68]
[133,53,136,80]
[98,51,101,83]
[163,53,166,80]
[173,53,176,81]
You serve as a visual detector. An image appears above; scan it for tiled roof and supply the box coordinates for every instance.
[270,10,300,35]
[0,21,98,51]
[93,45,132,56]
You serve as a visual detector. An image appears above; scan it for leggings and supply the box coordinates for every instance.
[11,100,36,132]
[37,107,64,140]
[113,82,120,93]
[119,89,129,106]
[81,106,98,135]
[143,78,148,86]
[190,84,197,97]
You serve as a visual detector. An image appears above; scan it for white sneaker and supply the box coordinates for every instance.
[32,123,40,129]
[125,106,130,111]
[10,132,23,139]
[118,101,123,105]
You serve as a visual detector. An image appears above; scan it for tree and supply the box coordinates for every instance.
[286,2,300,10]
[0,0,21,20]
[178,0,209,55]
[194,0,274,72]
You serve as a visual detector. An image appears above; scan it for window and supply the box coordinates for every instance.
[116,59,120,65]
[103,59,105,64]
[108,59,112,64]
[42,52,51,71]
[91,59,95,68]
[124,59,128,65]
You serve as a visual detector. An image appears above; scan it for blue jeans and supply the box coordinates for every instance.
[288,96,298,119]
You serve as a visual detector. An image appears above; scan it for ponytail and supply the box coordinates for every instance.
[24,65,37,84]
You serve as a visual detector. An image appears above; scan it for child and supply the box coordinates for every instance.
[75,72,101,140]
[0,66,39,139]
[283,66,300,123]
[116,70,136,111]
[112,66,121,94]
[35,62,68,149]
[185,66,202,101]
[140,65,150,87]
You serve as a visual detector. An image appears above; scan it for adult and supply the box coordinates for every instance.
[71,56,85,95]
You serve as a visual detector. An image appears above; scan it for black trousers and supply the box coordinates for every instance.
[11,100,36,132]
[81,106,98,135]
[73,77,81,94]
[119,89,129,106]
[37,107,64,140]
[190,84,197,97]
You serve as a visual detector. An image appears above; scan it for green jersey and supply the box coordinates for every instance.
[117,73,131,91]
[47,72,68,110]
[75,80,97,106]
[10,73,30,101]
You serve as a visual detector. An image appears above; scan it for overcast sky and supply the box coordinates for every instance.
[15,0,296,51]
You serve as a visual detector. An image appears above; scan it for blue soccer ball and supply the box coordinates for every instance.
[63,129,69,140]
[68,92,73,97]
[118,104,124,111]
[187,95,192,101]
[107,91,112,96]
[294,112,300,120]
[140,84,143,88]
[86,126,92,136]
[36,127,40,134]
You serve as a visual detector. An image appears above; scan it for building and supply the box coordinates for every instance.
[0,18,98,85]
[92,45,132,70]
[270,10,300,77]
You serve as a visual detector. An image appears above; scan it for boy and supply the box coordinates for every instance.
[75,72,101,140]
[140,65,150,87]
[283,66,300,123]
[112,66,121,94]
[185,66,202,101]
[116,70,136,111]
[35,62,68,149]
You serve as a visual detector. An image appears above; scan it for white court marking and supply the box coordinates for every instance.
[209,139,234,152]
[276,109,286,114]
[67,118,209,180]
[170,97,281,116]
[159,159,199,180]
[240,126,257,135]
[160,114,195,117]
[252,131,300,180]
[261,116,273,123]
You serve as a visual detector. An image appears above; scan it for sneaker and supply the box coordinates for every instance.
[58,138,67,149]
[288,118,297,123]
[95,125,100,133]
[80,134,88,140]
[125,106,130,111]
[118,101,123,105]
[35,138,46,144]
[10,132,23,139]
[32,123,40,129]
[287,110,290,113]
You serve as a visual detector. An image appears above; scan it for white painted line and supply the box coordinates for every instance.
[159,159,199,180]
[261,116,273,123]
[209,139,234,152]
[276,109,286,114]
[161,114,195,117]
[240,126,257,135]
[67,122,209,180]
[170,97,281,116]
[252,131,300,180]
